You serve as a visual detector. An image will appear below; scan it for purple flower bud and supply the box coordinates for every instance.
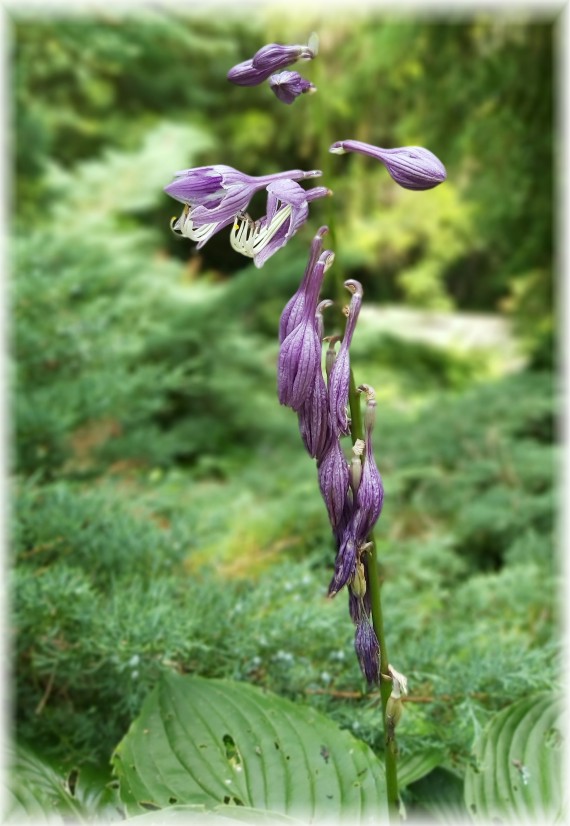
[328,280,363,437]
[317,439,350,534]
[279,226,328,344]
[228,39,317,87]
[328,534,357,597]
[166,166,322,250]
[278,252,331,411]
[349,584,371,625]
[298,369,331,461]
[330,140,447,191]
[350,388,384,545]
[315,299,334,344]
[231,182,331,268]
[354,620,380,684]
[269,71,316,105]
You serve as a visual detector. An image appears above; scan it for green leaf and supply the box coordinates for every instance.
[125,803,306,824]
[398,749,446,789]
[464,693,565,823]
[4,745,76,823]
[113,673,387,823]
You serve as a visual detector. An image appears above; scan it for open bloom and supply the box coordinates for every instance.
[230,180,331,268]
[228,37,317,86]
[269,71,316,104]
[330,140,446,191]
[166,166,321,250]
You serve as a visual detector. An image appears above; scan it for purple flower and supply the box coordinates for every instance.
[167,166,321,250]
[317,438,350,535]
[328,534,357,597]
[230,180,331,268]
[354,620,380,684]
[278,251,334,411]
[279,226,329,344]
[297,298,334,461]
[269,71,316,105]
[328,280,363,436]
[228,38,317,87]
[330,140,447,191]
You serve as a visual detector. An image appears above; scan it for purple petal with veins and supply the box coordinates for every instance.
[279,228,328,343]
[355,620,380,684]
[330,140,446,191]
[317,439,350,533]
[328,534,357,597]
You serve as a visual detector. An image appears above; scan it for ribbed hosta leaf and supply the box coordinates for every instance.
[464,693,565,823]
[397,750,445,789]
[125,803,306,824]
[113,673,387,823]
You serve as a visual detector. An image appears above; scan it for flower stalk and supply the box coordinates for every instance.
[348,370,400,821]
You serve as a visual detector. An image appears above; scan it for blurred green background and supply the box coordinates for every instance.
[10,4,559,820]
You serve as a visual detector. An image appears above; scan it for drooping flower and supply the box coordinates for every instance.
[269,71,316,104]
[330,140,447,191]
[278,250,334,411]
[167,166,321,250]
[230,180,331,268]
[327,280,363,436]
[279,226,328,344]
[354,620,380,684]
[228,36,318,87]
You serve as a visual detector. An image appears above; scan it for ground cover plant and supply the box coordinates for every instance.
[7,5,561,825]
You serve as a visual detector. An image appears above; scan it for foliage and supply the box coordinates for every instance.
[113,673,388,821]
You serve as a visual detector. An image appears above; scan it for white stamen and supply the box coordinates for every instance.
[230,204,293,258]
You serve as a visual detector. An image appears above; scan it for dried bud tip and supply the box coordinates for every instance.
[357,384,376,402]
[317,299,334,313]
[320,250,335,270]
[316,225,329,240]
[352,439,365,457]
[388,664,409,698]
[307,32,319,56]
[344,279,363,296]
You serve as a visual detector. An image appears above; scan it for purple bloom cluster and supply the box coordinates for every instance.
[228,36,318,105]
[277,236,384,683]
[165,166,329,266]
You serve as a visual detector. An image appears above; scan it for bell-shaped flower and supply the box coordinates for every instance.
[330,140,446,191]
[277,251,333,412]
[279,226,328,344]
[269,71,316,104]
[228,36,318,87]
[350,386,384,546]
[230,180,331,268]
[327,280,363,437]
[317,438,350,535]
[166,166,322,250]
[354,620,380,684]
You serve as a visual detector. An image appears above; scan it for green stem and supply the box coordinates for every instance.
[348,371,400,821]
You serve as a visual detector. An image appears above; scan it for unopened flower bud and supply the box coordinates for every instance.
[357,384,377,432]
[269,71,317,105]
[354,620,380,684]
[328,280,363,437]
[324,335,341,380]
[329,140,447,191]
[315,299,333,343]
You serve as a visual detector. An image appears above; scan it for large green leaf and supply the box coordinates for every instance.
[464,693,565,823]
[125,803,306,824]
[113,673,387,823]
